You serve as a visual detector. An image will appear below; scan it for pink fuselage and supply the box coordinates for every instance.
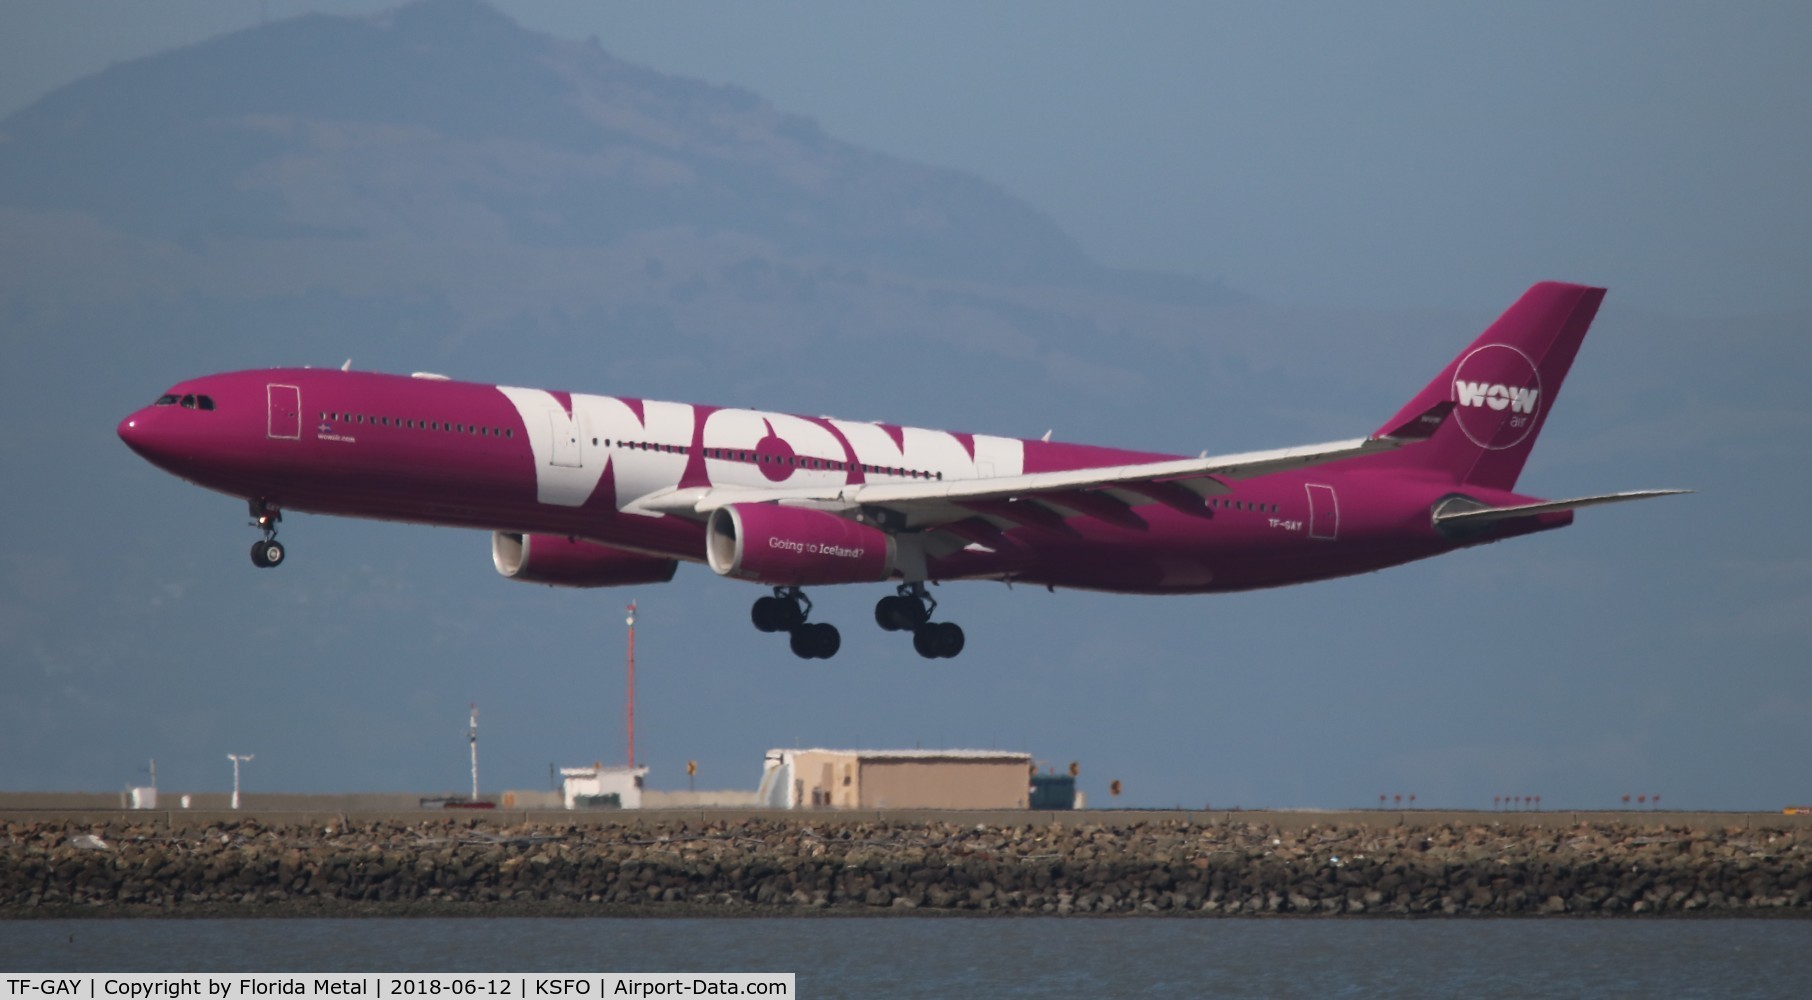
[118,369,1566,594]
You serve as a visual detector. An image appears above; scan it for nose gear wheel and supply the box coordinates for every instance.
[247,500,285,568]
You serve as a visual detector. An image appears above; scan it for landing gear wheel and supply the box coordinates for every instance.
[912,621,964,659]
[876,585,933,632]
[774,597,806,631]
[752,596,786,633]
[752,590,809,632]
[789,622,841,659]
[934,621,964,658]
[247,500,284,568]
[874,594,929,631]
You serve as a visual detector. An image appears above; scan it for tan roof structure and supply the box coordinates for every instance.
[757,748,1032,810]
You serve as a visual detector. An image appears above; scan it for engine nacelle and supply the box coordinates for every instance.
[706,504,894,585]
[492,532,678,588]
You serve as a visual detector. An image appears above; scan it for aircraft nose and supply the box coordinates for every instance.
[118,412,143,448]
[118,409,165,461]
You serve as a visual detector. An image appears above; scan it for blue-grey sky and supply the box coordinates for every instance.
[2,1,1807,811]
[3,1,1809,317]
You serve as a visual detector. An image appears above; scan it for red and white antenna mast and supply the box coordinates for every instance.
[625,601,637,768]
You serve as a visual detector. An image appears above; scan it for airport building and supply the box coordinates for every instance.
[559,763,649,809]
[757,749,1033,810]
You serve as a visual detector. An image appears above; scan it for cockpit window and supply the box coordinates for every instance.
[155,392,215,410]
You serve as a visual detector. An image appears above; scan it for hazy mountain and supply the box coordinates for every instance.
[3,0,1111,281]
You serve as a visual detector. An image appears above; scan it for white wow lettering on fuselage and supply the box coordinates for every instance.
[497,387,1026,510]
[496,387,692,508]
[1454,381,1539,414]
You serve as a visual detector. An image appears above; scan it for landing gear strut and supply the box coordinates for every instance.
[750,587,840,659]
[248,500,285,568]
[875,582,964,659]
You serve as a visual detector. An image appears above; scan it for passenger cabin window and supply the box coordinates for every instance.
[297,406,512,439]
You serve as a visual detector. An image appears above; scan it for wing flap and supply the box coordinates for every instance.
[1041,489,1149,530]
[957,497,1078,533]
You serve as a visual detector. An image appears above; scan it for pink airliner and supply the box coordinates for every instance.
[119,282,1684,659]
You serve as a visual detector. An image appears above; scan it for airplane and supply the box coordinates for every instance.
[118,281,1685,660]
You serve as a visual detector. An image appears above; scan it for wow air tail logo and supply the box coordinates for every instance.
[1451,343,1543,450]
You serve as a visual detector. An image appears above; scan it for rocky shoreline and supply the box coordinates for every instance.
[4,815,1807,918]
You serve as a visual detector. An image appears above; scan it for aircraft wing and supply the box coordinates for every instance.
[630,424,1435,534]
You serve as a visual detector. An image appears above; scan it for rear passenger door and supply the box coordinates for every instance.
[1305,483,1338,540]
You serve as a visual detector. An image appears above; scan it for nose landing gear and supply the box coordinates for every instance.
[248,500,285,568]
[751,587,841,659]
[875,583,964,659]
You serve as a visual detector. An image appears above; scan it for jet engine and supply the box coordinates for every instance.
[492,532,678,588]
[706,504,894,585]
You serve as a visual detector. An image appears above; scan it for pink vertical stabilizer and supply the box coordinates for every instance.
[1372,282,1604,489]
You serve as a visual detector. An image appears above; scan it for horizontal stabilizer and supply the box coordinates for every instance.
[1433,489,1691,526]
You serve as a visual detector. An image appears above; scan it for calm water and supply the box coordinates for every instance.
[1,918,1806,998]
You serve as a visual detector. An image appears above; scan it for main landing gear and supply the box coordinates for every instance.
[748,583,964,660]
[751,587,841,660]
[875,582,964,659]
[248,500,285,568]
